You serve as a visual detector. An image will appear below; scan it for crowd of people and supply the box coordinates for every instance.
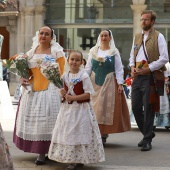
[0,9,170,170]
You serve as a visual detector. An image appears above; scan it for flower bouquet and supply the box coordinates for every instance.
[124,77,133,86]
[38,56,63,88]
[5,53,32,93]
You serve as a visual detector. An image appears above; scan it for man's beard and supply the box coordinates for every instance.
[142,24,152,31]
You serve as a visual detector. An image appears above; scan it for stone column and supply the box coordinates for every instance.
[131,0,147,37]
[24,6,35,52]
[34,6,46,32]
[6,16,20,95]
[7,16,18,56]
[17,11,25,54]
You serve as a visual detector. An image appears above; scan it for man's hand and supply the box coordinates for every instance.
[136,67,151,75]
[131,66,138,78]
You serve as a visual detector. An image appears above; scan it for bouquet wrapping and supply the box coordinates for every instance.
[5,53,32,93]
[38,56,63,88]
[138,60,146,69]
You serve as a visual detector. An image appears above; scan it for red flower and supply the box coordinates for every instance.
[125,77,133,86]
[138,60,146,69]
[142,60,146,65]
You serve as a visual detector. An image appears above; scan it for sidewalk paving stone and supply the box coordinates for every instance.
[1,95,170,170]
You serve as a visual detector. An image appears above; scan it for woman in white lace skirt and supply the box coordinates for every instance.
[13,26,65,165]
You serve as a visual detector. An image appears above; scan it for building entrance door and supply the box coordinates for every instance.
[0,27,9,60]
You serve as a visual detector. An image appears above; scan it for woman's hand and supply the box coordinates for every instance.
[118,84,123,94]
[20,77,30,90]
[60,88,66,98]
[166,85,169,94]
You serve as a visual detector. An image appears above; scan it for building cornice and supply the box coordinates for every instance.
[0,11,19,16]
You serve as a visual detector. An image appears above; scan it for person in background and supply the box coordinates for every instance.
[85,29,131,145]
[129,10,169,151]
[2,60,9,87]
[13,26,65,165]
[123,72,132,99]
[82,58,87,67]
[154,62,170,130]
[48,50,105,170]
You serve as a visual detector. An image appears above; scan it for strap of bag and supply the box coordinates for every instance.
[141,34,164,96]
[142,34,150,63]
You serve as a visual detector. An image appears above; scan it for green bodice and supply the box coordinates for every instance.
[92,55,115,86]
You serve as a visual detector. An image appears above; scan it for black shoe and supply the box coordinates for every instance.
[102,137,106,146]
[152,132,156,138]
[76,163,84,167]
[45,156,49,160]
[138,139,143,147]
[138,132,155,147]
[66,163,84,170]
[35,159,45,165]
[141,142,152,151]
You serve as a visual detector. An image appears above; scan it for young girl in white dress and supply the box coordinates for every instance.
[48,50,105,170]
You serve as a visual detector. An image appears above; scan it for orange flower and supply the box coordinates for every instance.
[9,54,18,61]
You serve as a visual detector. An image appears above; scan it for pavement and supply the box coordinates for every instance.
[1,81,170,170]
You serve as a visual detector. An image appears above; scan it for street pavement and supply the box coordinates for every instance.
[1,93,170,170]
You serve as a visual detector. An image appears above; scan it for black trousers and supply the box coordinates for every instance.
[132,75,155,143]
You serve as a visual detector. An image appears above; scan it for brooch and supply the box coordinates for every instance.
[134,44,139,50]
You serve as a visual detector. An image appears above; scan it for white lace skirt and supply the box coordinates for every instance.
[16,83,61,141]
[48,106,105,164]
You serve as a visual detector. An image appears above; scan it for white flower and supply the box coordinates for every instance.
[10,63,16,68]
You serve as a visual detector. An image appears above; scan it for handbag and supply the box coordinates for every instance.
[152,70,164,96]
[142,35,164,96]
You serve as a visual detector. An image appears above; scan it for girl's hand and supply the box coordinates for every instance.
[118,84,123,94]
[20,77,30,90]
[60,88,66,97]
[65,94,73,102]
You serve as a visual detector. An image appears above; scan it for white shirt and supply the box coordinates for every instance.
[129,31,169,72]
[85,48,124,84]
[164,62,170,77]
